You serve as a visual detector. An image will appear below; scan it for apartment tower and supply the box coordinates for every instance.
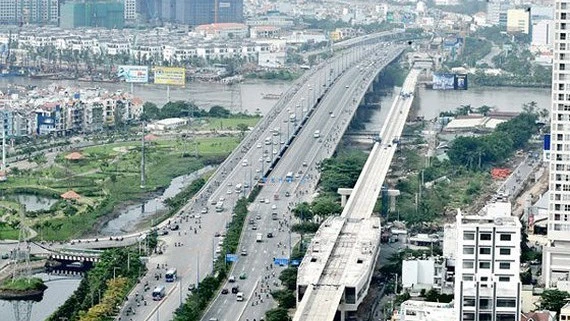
[454,201,521,321]
[543,0,570,289]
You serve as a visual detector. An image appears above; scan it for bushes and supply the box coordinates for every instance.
[47,248,145,321]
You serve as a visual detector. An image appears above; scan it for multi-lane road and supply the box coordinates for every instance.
[202,46,406,321]
[111,41,404,321]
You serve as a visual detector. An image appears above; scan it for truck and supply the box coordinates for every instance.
[256,233,262,242]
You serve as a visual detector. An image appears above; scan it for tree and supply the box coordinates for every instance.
[278,267,298,291]
[208,105,231,118]
[141,102,159,121]
[265,307,290,321]
[292,202,313,221]
[311,198,342,218]
[236,123,249,138]
[538,289,570,314]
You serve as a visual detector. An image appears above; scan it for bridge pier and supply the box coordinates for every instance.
[337,188,353,207]
[386,189,400,212]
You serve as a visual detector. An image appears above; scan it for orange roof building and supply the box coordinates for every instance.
[61,190,81,200]
[65,152,84,161]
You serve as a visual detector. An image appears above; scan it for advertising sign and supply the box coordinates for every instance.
[117,65,149,83]
[154,67,186,86]
[432,73,455,90]
[455,74,468,90]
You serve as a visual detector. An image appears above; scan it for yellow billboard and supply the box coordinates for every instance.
[154,67,186,85]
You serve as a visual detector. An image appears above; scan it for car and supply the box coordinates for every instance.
[285,191,291,197]
[255,214,262,220]
[260,199,265,203]
[229,275,236,283]
[239,273,247,280]
[345,85,349,88]
[170,224,179,231]
[219,197,225,202]
[227,189,232,194]
[211,199,218,205]
[232,286,240,294]
[331,113,335,118]
[194,214,201,219]
[267,232,273,238]
[188,283,196,291]
[256,168,261,173]
[264,198,270,204]
[271,204,277,210]
[214,231,221,237]
[240,248,248,256]
[201,208,208,214]
[295,173,301,178]
[266,157,271,163]
[227,182,233,187]
[281,140,285,144]
[273,149,278,155]
[221,288,229,294]
[252,225,258,230]
[244,182,250,188]
[257,143,262,148]
[159,229,169,236]
[302,161,308,167]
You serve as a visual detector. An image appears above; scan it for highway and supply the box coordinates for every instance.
[105,39,405,321]
[201,46,406,321]
[293,68,421,321]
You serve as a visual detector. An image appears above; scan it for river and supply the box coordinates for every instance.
[0,273,82,321]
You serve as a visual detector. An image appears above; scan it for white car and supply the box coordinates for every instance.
[219,197,225,202]
[273,149,278,155]
[264,198,270,204]
[256,143,262,148]
[271,204,277,210]
[227,190,232,194]
[331,113,335,118]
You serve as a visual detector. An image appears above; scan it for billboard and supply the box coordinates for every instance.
[432,73,455,90]
[432,73,468,90]
[154,67,186,86]
[455,74,468,90]
[117,65,149,83]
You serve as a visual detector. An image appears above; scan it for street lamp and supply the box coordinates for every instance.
[113,267,120,281]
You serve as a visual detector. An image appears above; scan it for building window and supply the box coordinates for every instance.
[499,262,511,269]
[479,247,491,255]
[499,248,511,255]
[463,275,474,281]
[463,247,475,254]
[496,299,516,308]
[480,314,492,321]
[463,232,475,240]
[498,276,510,282]
[463,313,475,321]
[463,298,476,307]
[500,234,511,241]
[480,233,492,241]
[479,261,491,269]
[479,298,492,310]
[463,261,474,269]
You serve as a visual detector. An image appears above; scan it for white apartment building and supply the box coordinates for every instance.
[395,300,455,321]
[543,0,570,290]
[124,0,137,21]
[454,201,521,321]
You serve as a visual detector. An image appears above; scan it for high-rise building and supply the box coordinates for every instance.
[155,0,243,25]
[454,201,521,321]
[543,0,570,289]
[506,9,531,34]
[124,0,137,20]
[60,0,124,29]
[0,0,59,25]
[487,0,511,26]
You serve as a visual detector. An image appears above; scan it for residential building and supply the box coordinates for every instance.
[507,9,531,34]
[454,201,522,321]
[391,300,454,321]
[532,20,554,47]
[194,23,248,39]
[60,0,125,29]
[560,302,570,321]
[543,0,570,290]
[0,0,59,25]
[124,0,137,21]
[401,256,453,294]
[487,0,510,26]
[157,0,242,25]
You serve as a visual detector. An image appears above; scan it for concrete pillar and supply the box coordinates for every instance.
[337,188,353,207]
[386,189,400,212]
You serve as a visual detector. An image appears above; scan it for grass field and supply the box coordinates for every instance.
[0,135,241,240]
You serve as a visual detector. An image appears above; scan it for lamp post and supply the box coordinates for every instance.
[113,267,120,281]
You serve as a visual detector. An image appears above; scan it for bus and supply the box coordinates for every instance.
[165,268,177,282]
[285,172,294,182]
[152,285,166,300]
[216,201,224,212]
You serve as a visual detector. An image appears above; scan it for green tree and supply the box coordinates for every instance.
[265,307,291,321]
[538,289,570,314]
[208,105,231,118]
[271,289,296,309]
[292,202,313,221]
[311,197,342,218]
[279,267,298,291]
[236,123,249,138]
[141,102,160,121]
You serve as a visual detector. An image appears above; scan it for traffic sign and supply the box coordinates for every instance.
[274,258,289,266]
[226,254,238,262]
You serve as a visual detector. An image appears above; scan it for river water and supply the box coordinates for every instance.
[0,273,82,321]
